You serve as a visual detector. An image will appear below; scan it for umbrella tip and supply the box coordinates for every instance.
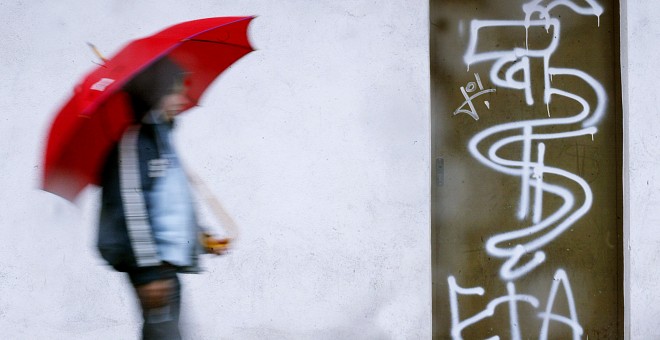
[86,42,108,64]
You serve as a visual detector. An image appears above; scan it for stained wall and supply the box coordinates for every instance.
[431,0,622,338]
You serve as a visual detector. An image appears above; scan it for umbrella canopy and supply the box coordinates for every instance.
[42,16,254,201]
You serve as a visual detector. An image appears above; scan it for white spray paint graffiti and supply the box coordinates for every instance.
[449,269,582,340]
[448,0,605,338]
[453,73,496,121]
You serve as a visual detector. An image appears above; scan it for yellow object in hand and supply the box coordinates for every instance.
[201,233,231,255]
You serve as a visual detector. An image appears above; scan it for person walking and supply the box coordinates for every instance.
[96,58,228,340]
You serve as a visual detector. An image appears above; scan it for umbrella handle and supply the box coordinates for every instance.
[87,42,108,63]
[185,167,240,240]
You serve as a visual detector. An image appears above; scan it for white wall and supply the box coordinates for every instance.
[8,0,657,338]
[623,0,660,338]
[0,1,430,339]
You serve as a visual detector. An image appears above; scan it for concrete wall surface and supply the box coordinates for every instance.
[0,1,430,339]
[1,0,658,338]
[623,0,660,338]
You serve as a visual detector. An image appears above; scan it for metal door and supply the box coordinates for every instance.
[430,0,622,338]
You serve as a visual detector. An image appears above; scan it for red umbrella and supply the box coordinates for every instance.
[42,16,255,201]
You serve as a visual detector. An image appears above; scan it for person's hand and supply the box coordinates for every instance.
[203,234,231,255]
[135,279,173,309]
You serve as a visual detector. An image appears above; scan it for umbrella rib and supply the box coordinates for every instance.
[186,38,253,51]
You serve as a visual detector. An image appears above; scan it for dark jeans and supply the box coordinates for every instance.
[133,275,182,340]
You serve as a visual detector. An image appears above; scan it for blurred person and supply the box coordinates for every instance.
[97,58,229,340]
